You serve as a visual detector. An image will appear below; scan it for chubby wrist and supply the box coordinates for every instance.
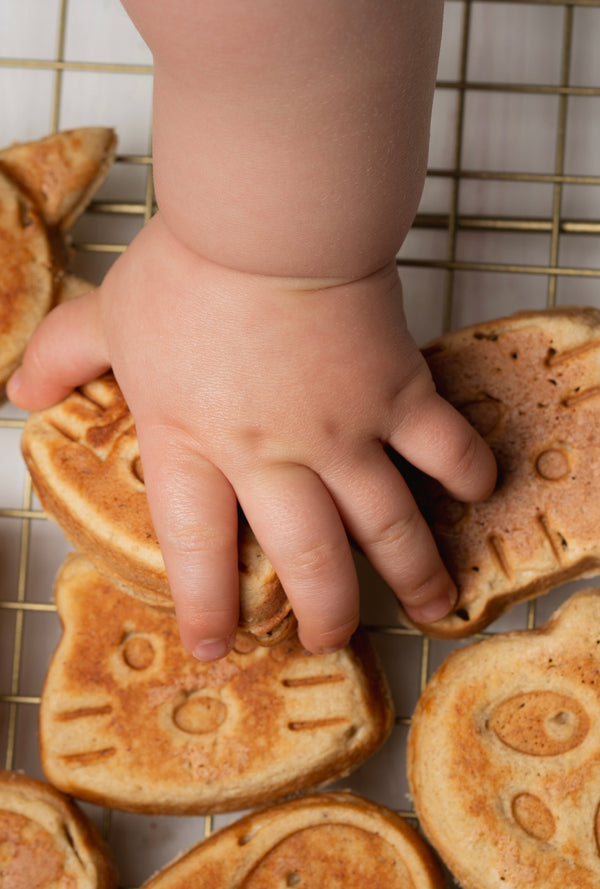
[153,211,402,303]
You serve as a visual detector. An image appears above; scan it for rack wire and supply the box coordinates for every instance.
[1,0,600,884]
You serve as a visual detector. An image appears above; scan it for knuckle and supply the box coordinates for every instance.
[23,327,49,380]
[289,538,342,578]
[163,519,230,559]
[321,614,360,645]
[367,509,422,554]
[451,426,482,482]
[400,568,449,607]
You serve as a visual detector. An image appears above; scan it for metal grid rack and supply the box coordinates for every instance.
[1,1,600,885]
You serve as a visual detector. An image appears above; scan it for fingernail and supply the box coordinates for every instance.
[317,640,350,655]
[410,588,457,624]
[193,637,232,662]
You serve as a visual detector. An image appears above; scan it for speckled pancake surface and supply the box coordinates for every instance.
[22,373,295,642]
[408,589,600,889]
[407,306,600,637]
[140,792,445,889]
[0,768,117,889]
[40,555,393,814]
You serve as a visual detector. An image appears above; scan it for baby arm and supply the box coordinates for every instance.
[7,0,496,659]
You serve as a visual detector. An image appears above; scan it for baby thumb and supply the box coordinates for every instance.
[7,288,110,410]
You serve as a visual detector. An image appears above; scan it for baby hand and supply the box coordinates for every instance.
[7,214,496,658]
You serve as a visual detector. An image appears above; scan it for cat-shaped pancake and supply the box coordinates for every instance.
[140,791,445,889]
[0,127,116,389]
[40,554,393,814]
[0,768,117,888]
[405,307,600,637]
[22,374,295,644]
[408,588,600,889]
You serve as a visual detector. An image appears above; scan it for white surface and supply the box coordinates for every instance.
[1,1,600,886]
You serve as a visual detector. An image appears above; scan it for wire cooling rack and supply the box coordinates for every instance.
[1,1,600,885]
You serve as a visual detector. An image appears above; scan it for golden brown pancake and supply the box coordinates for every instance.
[40,554,393,814]
[404,306,600,637]
[0,168,54,387]
[139,791,445,889]
[22,373,296,643]
[0,127,115,391]
[407,588,600,889]
[0,126,117,231]
[0,768,117,888]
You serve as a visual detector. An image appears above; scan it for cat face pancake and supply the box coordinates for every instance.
[40,554,393,814]
[407,307,600,637]
[140,792,445,889]
[408,588,600,889]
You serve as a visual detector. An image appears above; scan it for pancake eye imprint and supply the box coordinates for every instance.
[488,691,590,756]
[535,446,571,481]
[121,633,156,670]
[511,793,556,841]
[459,397,504,438]
[172,693,228,735]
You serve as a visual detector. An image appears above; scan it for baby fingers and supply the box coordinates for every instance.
[390,389,497,504]
[137,427,241,661]
[325,449,458,625]
[235,463,360,655]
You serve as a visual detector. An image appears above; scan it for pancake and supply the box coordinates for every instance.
[0,768,117,888]
[22,373,296,643]
[0,127,115,390]
[404,306,600,637]
[0,168,54,388]
[0,126,116,231]
[39,554,393,814]
[407,587,600,889]
[140,791,445,889]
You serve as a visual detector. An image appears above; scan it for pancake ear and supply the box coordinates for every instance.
[0,127,117,230]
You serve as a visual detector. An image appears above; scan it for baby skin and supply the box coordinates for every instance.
[7,0,496,659]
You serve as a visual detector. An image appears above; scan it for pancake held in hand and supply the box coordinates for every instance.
[140,792,444,889]
[408,589,600,889]
[406,307,600,638]
[0,768,117,889]
[0,127,116,389]
[40,555,393,814]
[22,373,295,642]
